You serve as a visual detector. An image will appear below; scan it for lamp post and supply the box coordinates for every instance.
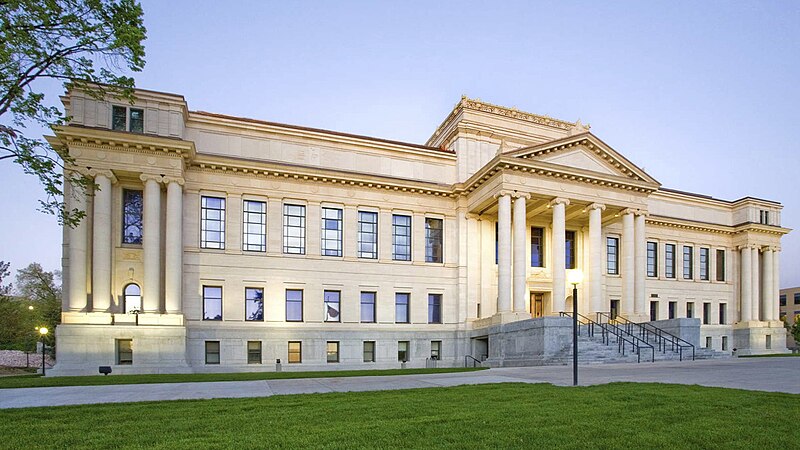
[38,327,48,376]
[567,270,583,386]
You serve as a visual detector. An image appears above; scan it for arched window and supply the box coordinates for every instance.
[124,284,141,314]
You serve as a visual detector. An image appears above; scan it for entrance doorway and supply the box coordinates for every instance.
[610,299,620,319]
[530,293,544,318]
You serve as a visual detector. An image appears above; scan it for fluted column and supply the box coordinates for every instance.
[140,174,162,313]
[90,170,116,312]
[740,246,752,322]
[772,248,781,321]
[621,209,635,317]
[588,203,605,314]
[761,246,773,323]
[634,211,647,317]
[67,173,90,311]
[164,177,184,314]
[496,191,512,313]
[751,246,760,321]
[550,197,569,314]
[512,192,530,313]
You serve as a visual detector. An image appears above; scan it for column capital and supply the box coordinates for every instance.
[512,191,531,200]
[162,176,185,186]
[88,168,117,184]
[621,207,637,216]
[586,203,606,212]
[465,213,481,221]
[548,197,570,207]
[634,209,649,217]
[770,245,781,252]
[493,189,515,199]
[139,173,164,184]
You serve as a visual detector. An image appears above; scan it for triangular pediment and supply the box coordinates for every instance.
[506,132,660,185]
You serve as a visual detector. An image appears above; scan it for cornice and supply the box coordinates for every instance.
[647,215,791,236]
[48,126,196,160]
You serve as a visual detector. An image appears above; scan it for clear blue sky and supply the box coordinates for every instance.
[1,1,798,287]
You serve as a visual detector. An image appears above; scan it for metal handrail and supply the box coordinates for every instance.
[559,311,596,337]
[562,311,654,363]
[595,312,656,363]
[605,314,695,361]
[464,355,482,368]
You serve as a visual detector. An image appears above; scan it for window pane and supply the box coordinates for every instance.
[425,218,443,263]
[665,244,675,278]
[360,292,376,323]
[363,341,375,362]
[247,341,262,364]
[716,249,726,282]
[431,341,441,360]
[700,248,709,281]
[117,339,133,365]
[243,200,266,252]
[647,242,658,277]
[392,214,411,261]
[531,227,544,267]
[326,342,339,363]
[396,293,410,323]
[324,290,341,322]
[358,211,378,259]
[122,190,143,244]
[606,237,618,275]
[283,204,306,254]
[205,341,220,364]
[428,293,442,324]
[201,196,226,249]
[565,231,576,269]
[245,288,264,321]
[123,283,141,314]
[398,341,409,362]
[321,208,343,257]
[112,106,127,131]
[203,286,222,320]
[129,108,144,133]
[288,341,302,363]
[286,289,303,321]
[683,246,693,279]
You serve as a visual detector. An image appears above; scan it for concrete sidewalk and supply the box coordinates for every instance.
[1,357,797,409]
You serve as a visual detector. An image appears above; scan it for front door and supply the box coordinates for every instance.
[610,299,620,319]
[530,293,544,318]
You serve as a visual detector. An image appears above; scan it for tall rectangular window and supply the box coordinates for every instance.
[358,211,378,259]
[703,302,711,325]
[683,246,693,279]
[326,341,339,363]
[606,237,619,275]
[203,286,222,321]
[779,295,786,306]
[665,244,676,278]
[112,105,144,133]
[396,293,410,323]
[760,210,769,225]
[392,214,411,261]
[686,302,694,319]
[321,207,343,257]
[668,301,677,319]
[425,218,443,263]
[716,249,726,281]
[531,227,544,267]
[116,339,133,365]
[719,303,727,325]
[650,301,658,321]
[363,341,375,362]
[242,200,266,252]
[283,204,306,254]
[285,289,303,322]
[200,196,226,249]
[699,248,709,281]
[288,341,301,364]
[795,293,800,305]
[398,341,409,362]
[428,293,442,324]
[431,341,442,360]
[565,231,576,269]
[247,341,262,364]
[647,242,658,277]
[360,291,376,323]
[324,290,341,322]
[205,341,220,364]
[122,189,143,244]
[245,287,264,321]
[129,108,144,133]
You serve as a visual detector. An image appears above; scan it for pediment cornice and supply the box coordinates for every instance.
[48,125,196,160]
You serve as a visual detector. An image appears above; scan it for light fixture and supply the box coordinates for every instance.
[567,269,584,286]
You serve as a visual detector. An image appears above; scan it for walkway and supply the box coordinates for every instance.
[1,357,797,409]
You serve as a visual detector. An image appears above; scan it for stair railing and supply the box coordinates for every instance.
[464,355,482,368]
[561,311,653,363]
[595,312,655,363]
[607,314,695,361]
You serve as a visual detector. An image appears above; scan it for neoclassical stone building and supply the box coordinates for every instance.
[48,87,789,375]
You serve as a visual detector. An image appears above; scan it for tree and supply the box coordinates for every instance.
[0,0,147,227]
[16,262,62,334]
[0,261,62,351]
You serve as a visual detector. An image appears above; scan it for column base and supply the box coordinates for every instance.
[732,321,789,355]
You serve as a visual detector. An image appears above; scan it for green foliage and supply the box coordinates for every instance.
[0,261,61,351]
[790,316,800,343]
[0,367,486,389]
[0,383,797,448]
[0,0,147,227]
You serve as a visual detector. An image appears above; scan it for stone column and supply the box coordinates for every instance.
[140,174,163,313]
[751,246,760,321]
[740,246,752,322]
[634,211,647,317]
[587,203,605,314]
[496,191,512,313]
[164,177,184,314]
[550,197,569,314]
[90,170,115,312]
[512,192,530,313]
[621,209,635,317]
[67,173,90,311]
[772,248,781,321]
[761,246,773,323]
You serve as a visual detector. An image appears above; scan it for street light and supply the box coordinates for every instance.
[567,270,583,386]
[38,327,48,376]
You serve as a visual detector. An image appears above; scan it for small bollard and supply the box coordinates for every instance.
[275,359,282,372]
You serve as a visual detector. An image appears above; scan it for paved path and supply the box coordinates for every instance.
[1,357,797,409]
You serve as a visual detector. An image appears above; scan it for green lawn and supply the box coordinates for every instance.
[0,383,796,449]
[0,367,485,389]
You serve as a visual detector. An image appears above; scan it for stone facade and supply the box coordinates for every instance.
[46,89,790,375]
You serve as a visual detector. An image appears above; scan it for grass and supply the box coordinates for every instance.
[0,366,486,389]
[0,382,797,449]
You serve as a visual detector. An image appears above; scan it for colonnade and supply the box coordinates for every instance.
[67,171,184,314]
[739,244,780,322]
